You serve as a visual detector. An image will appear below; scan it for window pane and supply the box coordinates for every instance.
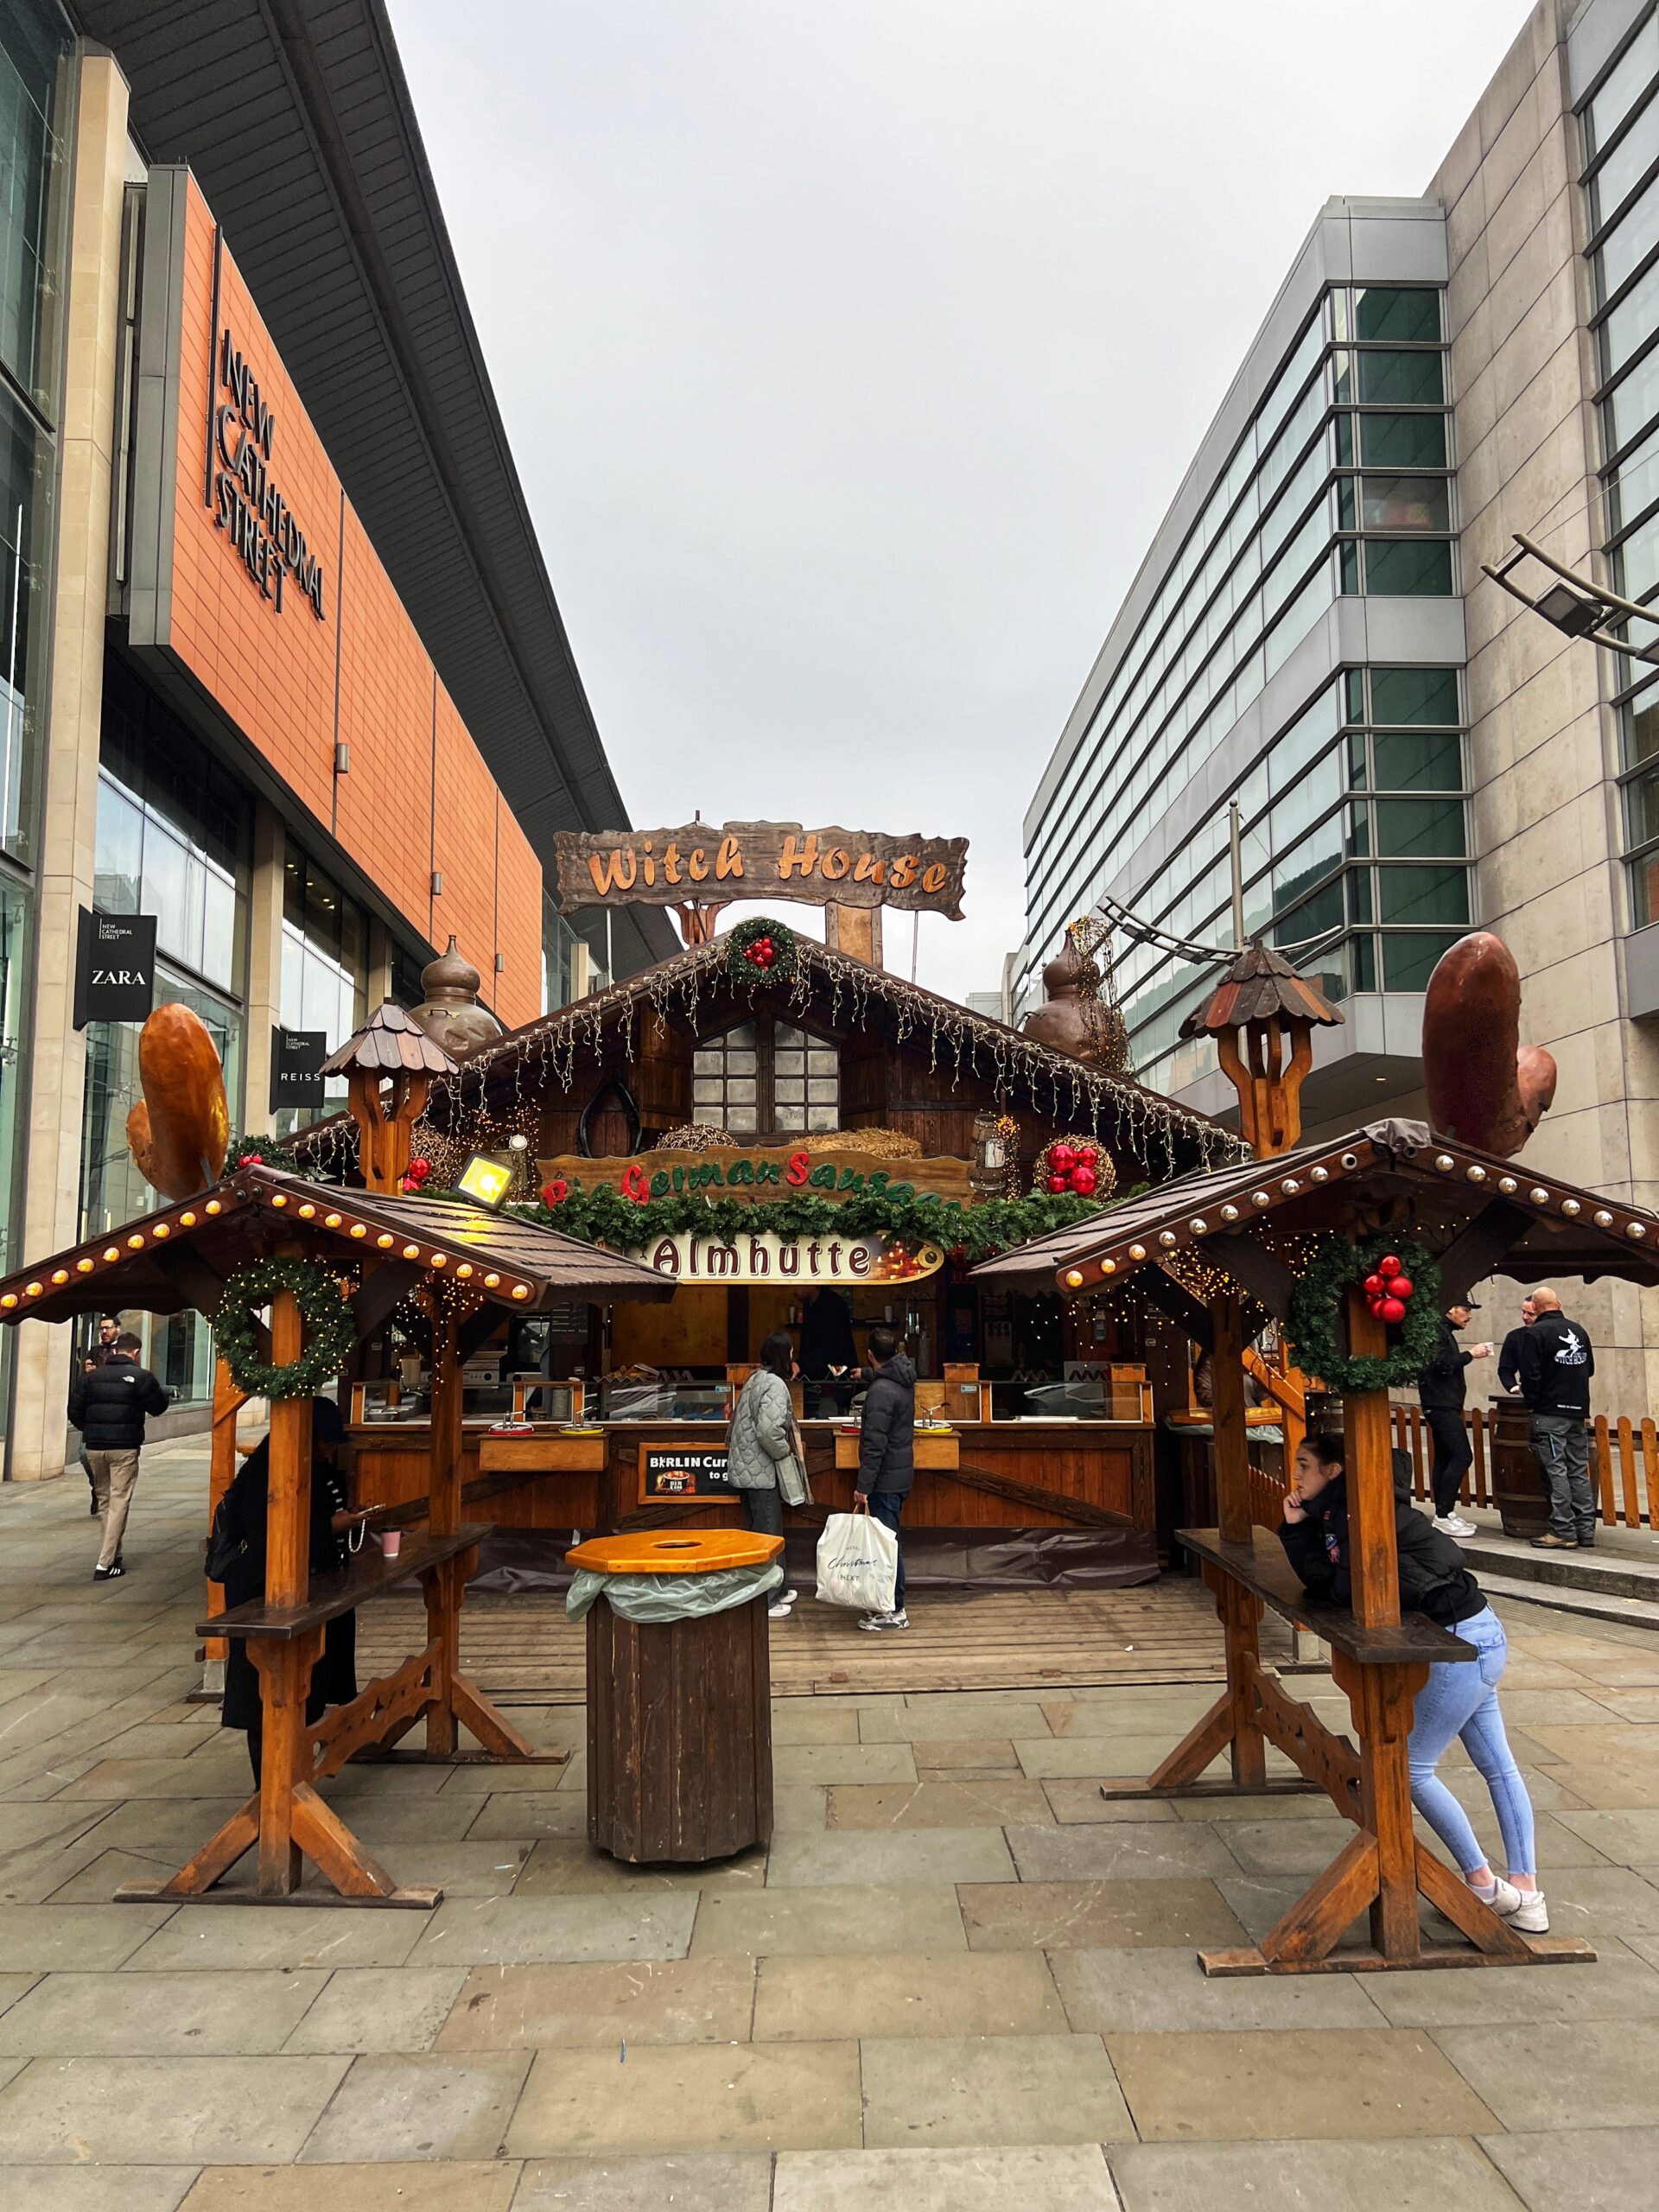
[1360,476,1450,531]
[200,872,238,992]
[1602,258,1659,380]
[1606,343,1659,460]
[1592,97,1659,229]
[773,1077,804,1103]
[1371,666,1459,723]
[1618,509,1659,603]
[1268,681,1341,795]
[773,1025,804,1049]
[724,1049,757,1073]
[1627,681,1659,766]
[1381,931,1460,988]
[1601,175,1659,298]
[1354,288,1441,343]
[692,1079,722,1104]
[726,1106,758,1133]
[1358,412,1447,467]
[1372,730,1463,790]
[1376,864,1470,927]
[726,1078,756,1104]
[807,1078,837,1103]
[1375,796,1465,858]
[1586,16,1659,157]
[144,826,194,968]
[692,1050,722,1075]
[0,0,73,411]
[1270,745,1341,846]
[1363,537,1453,595]
[1273,875,1344,944]
[1356,350,1445,405]
[93,779,143,913]
[806,1105,838,1130]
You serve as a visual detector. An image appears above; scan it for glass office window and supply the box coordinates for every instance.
[1372,729,1463,790]
[1586,13,1659,157]
[1363,538,1455,595]
[1370,665,1459,723]
[1353,287,1441,343]
[1357,412,1448,468]
[0,0,72,416]
[0,385,54,868]
[278,845,367,1133]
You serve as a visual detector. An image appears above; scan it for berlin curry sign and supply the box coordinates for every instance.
[554,822,969,919]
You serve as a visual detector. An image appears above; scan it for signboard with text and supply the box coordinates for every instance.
[630,1227,944,1287]
[73,911,156,1030]
[639,1444,733,1503]
[269,1027,328,1109]
[554,821,968,919]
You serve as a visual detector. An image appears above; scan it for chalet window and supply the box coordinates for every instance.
[692,1019,838,1135]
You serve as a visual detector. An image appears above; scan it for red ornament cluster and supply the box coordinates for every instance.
[745,934,779,970]
[1045,1141,1101,1198]
[1362,1251,1415,1328]
[400,1155,432,1197]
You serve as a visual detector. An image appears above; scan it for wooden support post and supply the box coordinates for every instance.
[1208,1291,1264,1787]
[425,1302,463,1758]
[255,1285,312,1894]
[200,1357,246,1690]
[1342,1286,1401,1630]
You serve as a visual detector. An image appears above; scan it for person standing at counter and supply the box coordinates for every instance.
[799,1284,857,1415]
[854,1326,915,1632]
[727,1331,804,1618]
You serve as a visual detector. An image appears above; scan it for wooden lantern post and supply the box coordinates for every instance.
[322,1003,458,1194]
[1179,943,1344,1160]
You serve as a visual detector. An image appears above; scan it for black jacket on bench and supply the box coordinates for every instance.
[216,1438,356,1733]
[1279,1457,1485,1628]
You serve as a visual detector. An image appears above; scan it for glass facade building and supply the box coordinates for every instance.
[1019,228,1471,1104]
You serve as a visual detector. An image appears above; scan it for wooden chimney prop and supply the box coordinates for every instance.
[1179,943,1343,1160]
[322,1002,457,1193]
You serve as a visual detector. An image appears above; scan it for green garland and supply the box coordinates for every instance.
[213,1257,358,1401]
[522,1178,1128,1268]
[223,1131,306,1177]
[724,915,798,986]
[1287,1233,1442,1394]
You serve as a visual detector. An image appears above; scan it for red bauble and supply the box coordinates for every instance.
[1386,1274,1414,1302]
[1077,1145,1098,1166]
[1051,1143,1077,1171]
[1378,1253,1402,1277]
[1378,1296,1408,1325]
[1363,1273,1385,1296]
[1070,1165,1098,1196]
[1046,1173,1068,1194]
[410,1157,429,1175]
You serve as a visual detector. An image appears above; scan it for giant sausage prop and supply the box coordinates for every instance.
[1421,931,1556,1158]
[125,1002,231,1200]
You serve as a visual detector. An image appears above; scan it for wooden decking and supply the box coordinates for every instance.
[355,1578,1295,1700]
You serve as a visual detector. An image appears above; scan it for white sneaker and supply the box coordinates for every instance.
[1434,1514,1478,1538]
[1507,1890,1549,1934]
[1472,1875,1523,1917]
[767,1599,794,1619]
[858,1608,909,1632]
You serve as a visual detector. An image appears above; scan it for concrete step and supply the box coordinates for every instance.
[1479,1570,1659,1633]
[1459,1535,1659,1605]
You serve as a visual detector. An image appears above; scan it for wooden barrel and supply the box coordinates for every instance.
[571,1529,781,1863]
[1487,1397,1550,1538]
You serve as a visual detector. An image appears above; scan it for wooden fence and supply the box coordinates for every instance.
[1240,1405,1658,1533]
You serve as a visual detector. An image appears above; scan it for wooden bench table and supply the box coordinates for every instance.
[1103,1524,1592,1975]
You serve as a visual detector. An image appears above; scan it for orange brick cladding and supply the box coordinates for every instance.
[164,176,543,1027]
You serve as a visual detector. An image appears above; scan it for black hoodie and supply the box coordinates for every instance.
[1516,1310,1593,1417]
[1279,1452,1485,1626]
[856,1352,917,1496]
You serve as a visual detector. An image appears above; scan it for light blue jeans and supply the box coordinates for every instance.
[1406,1605,1536,1878]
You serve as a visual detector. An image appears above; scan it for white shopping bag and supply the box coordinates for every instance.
[816,1507,898,1614]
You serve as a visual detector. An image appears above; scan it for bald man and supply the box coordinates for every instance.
[1516,1287,1596,1549]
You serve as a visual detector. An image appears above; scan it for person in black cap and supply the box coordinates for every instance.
[214,1396,372,1781]
[1416,1299,1491,1539]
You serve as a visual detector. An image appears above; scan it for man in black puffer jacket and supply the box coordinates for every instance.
[854,1327,915,1630]
[67,1332,169,1580]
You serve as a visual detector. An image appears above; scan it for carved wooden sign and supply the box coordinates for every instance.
[632,1227,945,1287]
[538,1146,972,1206]
[552,821,969,919]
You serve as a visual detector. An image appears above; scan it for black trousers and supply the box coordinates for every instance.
[1425,1407,1473,1517]
[741,1484,785,1540]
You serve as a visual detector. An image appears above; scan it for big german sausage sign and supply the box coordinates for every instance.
[552,822,968,919]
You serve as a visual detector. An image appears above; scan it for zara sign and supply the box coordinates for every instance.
[73,910,157,1029]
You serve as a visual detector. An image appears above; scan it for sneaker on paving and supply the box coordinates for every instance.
[1508,1891,1549,1933]
[1530,1533,1573,1549]
[767,1599,793,1619]
[1475,1875,1523,1917]
[859,1608,909,1631]
[1433,1514,1477,1537]
[92,1562,123,1581]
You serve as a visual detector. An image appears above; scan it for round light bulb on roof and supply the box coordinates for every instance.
[181,1211,196,1226]
[127,1234,143,1249]
[103,1247,119,1262]
[271,1194,287,1208]
[1158,1230,1177,1248]
[1467,1165,1487,1183]
[1065,1269,1084,1288]
[1128,1244,1147,1262]
[511,1283,529,1300]
[1629,1221,1648,1239]
[402,1243,421,1260]
[325,1213,341,1229]
[76,1258,93,1274]
[484,1273,500,1288]
[1310,1166,1329,1183]
[1101,1258,1116,1274]
[1280,1179,1300,1196]
[1529,1187,1548,1204]
[1220,1204,1239,1222]
[1434,1154,1454,1172]
[430,1252,448,1268]
[0,1294,15,1310]
[50,1269,67,1285]
[350,1223,366,1238]
[1340,1152,1358,1168]
[377,1234,394,1249]
[298,1203,315,1220]
[1498,1178,1517,1195]
[1562,1199,1580,1217]
[1189,1217,1208,1235]
[206,1200,221,1215]
[1595,1210,1613,1227]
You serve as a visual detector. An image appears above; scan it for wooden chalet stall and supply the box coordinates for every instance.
[0,1165,671,1907]
[973,1116,1659,1975]
[291,929,1243,1584]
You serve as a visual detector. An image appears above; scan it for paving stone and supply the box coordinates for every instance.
[123,1904,425,1973]
[826,1779,1051,1828]
[1431,2017,1659,2129]
[1014,1735,1223,1781]
[1544,1759,1659,1809]
[435,1959,757,2050]
[54,1755,258,1800]
[1040,1696,1220,1738]
[858,1701,1050,1742]
[0,1967,329,2055]
[1214,1873,1370,1949]
[0,2170,199,2211]
[1481,2122,1659,2211]
[1044,1782,1181,1824]
[691,1884,966,1956]
[513,2152,772,2211]
[1166,1788,1344,1821]
[1523,1865,1659,1939]
[910,1739,1022,1773]
[0,2051,348,2163]
[1109,2135,1529,2211]
[337,1796,493,1843]
[298,1841,531,1898]
[1554,1808,1659,1861]
[0,1971,37,2018]
[961,1879,1249,1952]
[0,1801,111,1854]
[1050,1946,1385,2032]
[1214,1818,1367,1876]
[514,1839,767,1894]
[1106,2024,1499,2139]
[77,1798,251,1860]
[1363,1944,1659,2026]
[860,2030,1133,2146]
[772,1785,830,1831]
[298,2049,531,2161]
[0,1902,173,1972]
[506,2039,861,2153]
[772,1745,918,1786]
[774,2144,1122,2209]
[766,1826,1015,1886]
[282,1966,470,2052]
[176,2162,521,2208]
[1005,1821,1236,1881]
[465,1792,587,1840]
[769,1704,863,1744]
[434,1758,574,1793]
[753,1950,1065,2040]
[410,1892,696,1967]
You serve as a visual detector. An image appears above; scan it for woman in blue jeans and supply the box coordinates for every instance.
[1281,1430,1545,1932]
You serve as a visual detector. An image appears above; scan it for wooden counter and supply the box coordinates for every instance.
[350,1416,1156,1538]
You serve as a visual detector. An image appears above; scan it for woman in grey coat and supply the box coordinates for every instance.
[728,1329,801,1617]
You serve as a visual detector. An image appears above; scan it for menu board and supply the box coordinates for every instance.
[639,1444,733,1503]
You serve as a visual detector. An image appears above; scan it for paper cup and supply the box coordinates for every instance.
[380,1529,403,1560]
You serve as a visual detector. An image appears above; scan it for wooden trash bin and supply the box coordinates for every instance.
[567,1529,784,1864]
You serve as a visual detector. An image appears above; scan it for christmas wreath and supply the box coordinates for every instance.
[725,915,798,985]
[1033,1135,1115,1203]
[213,1257,358,1401]
[1287,1232,1442,1394]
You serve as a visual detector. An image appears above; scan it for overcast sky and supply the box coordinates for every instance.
[392,0,1532,1004]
